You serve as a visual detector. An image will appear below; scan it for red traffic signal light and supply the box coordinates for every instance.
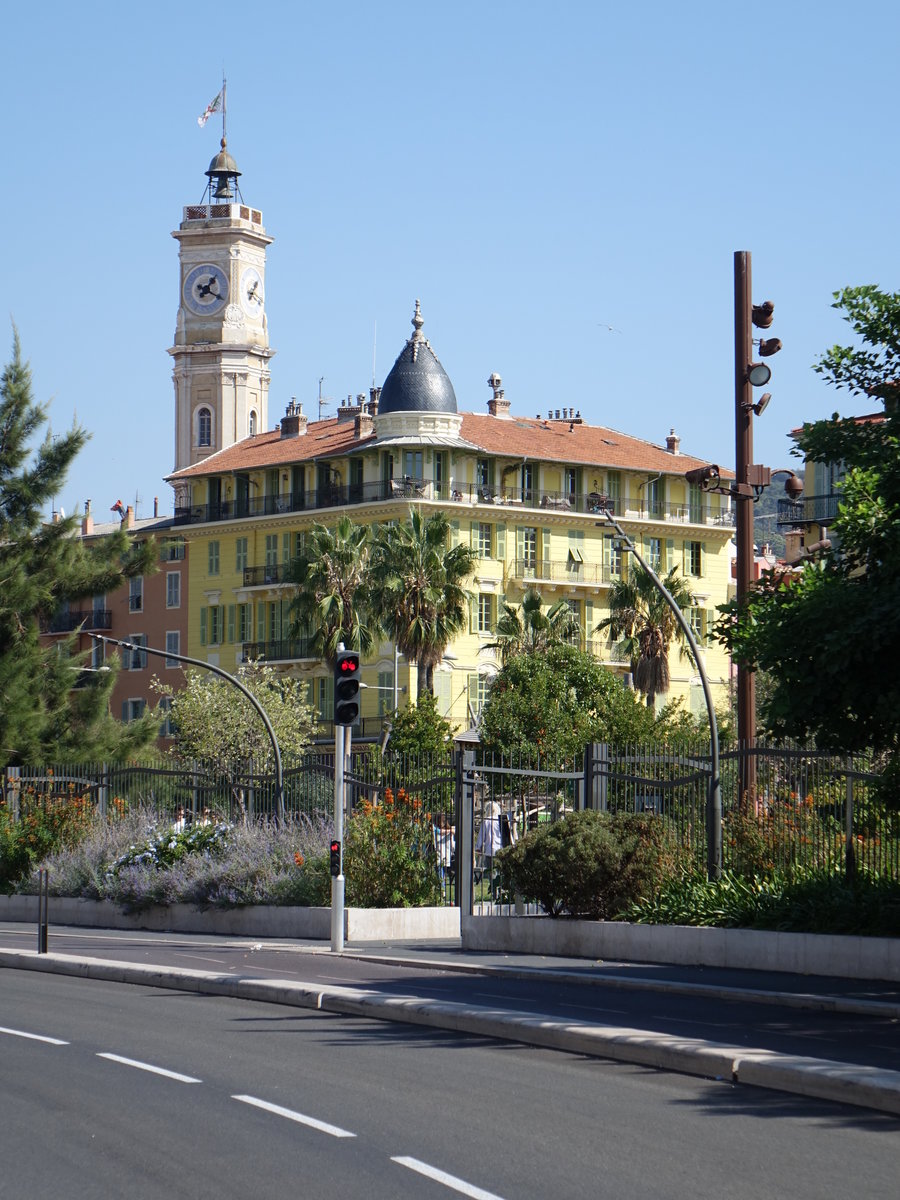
[330,839,341,876]
[334,650,361,726]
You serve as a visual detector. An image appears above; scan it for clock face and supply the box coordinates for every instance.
[183,264,229,315]
[241,267,264,317]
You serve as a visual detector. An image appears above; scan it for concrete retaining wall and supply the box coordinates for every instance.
[0,896,459,942]
[461,915,900,981]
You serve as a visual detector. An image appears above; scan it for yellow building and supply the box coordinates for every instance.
[165,149,732,733]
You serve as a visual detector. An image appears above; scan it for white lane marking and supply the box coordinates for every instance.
[232,1094,356,1138]
[392,1156,506,1200]
[97,1053,201,1083]
[0,1026,68,1045]
[179,954,227,964]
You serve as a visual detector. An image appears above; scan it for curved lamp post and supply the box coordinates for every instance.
[90,634,284,822]
[596,511,722,880]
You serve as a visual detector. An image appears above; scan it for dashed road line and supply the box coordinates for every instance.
[232,1094,356,1138]
[96,1053,201,1082]
[392,1156,506,1199]
[0,1025,68,1045]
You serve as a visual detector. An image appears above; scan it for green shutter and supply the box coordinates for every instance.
[469,597,477,634]
[666,539,675,572]
[542,528,551,564]
[516,526,525,562]
[257,602,265,644]
[585,599,594,649]
[227,604,235,643]
[467,672,479,716]
[496,523,506,561]
[450,519,460,548]
[470,522,478,550]
[200,607,208,647]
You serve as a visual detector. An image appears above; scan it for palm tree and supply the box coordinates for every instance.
[485,588,581,665]
[595,563,695,708]
[286,516,380,668]
[371,508,477,698]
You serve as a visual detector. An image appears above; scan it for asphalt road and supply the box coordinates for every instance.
[3,924,899,1074]
[2,970,898,1200]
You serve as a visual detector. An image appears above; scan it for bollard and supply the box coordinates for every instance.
[37,869,49,953]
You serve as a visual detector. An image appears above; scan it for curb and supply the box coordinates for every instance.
[4,949,900,1118]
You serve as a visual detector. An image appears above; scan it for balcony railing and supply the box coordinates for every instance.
[174,478,731,527]
[242,563,296,587]
[510,559,617,585]
[777,493,841,528]
[241,638,316,663]
[40,609,113,634]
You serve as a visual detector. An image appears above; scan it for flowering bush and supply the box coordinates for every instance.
[725,791,843,878]
[106,819,232,877]
[0,779,101,893]
[344,787,441,908]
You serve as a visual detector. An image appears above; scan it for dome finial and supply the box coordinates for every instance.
[411,299,424,338]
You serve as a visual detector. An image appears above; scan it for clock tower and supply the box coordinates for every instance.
[169,139,274,482]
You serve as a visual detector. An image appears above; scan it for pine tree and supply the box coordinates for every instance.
[0,335,158,763]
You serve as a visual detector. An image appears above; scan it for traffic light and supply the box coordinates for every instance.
[333,650,361,726]
[330,839,341,876]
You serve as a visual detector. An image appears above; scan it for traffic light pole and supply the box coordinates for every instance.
[331,721,345,953]
[734,251,757,801]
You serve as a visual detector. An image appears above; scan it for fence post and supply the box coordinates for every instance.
[454,748,474,917]
[5,766,21,822]
[98,764,108,820]
[583,743,608,812]
[845,772,856,882]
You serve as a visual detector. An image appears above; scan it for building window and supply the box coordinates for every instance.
[521,462,534,503]
[377,670,394,718]
[238,603,252,644]
[208,540,220,576]
[198,407,212,447]
[402,450,423,481]
[91,639,104,671]
[475,522,492,558]
[688,484,704,524]
[122,698,146,723]
[209,606,223,646]
[128,576,143,613]
[160,537,185,562]
[477,593,493,633]
[689,607,705,640]
[646,478,662,519]
[647,538,662,572]
[159,696,176,738]
[166,571,181,609]
[686,540,703,577]
[519,527,537,569]
[249,410,258,436]
[126,635,147,671]
[166,631,180,668]
[476,458,493,489]
[235,537,248,574]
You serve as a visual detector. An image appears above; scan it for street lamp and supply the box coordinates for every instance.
[89,634,284,822]
[596,509,722,880]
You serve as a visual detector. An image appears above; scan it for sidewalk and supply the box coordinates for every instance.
[3,921,900,1118]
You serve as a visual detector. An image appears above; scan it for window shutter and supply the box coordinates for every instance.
[516,526,525,562]
[706,608,716,640]
[496,523,506,561]
[257,602,265,644]
[666,539,675,572]
[699,543,705,577]
[450,519,460,548]
[283,533,291,563]
[467,673,479,716]
[470,522,478,550]
[121,701,128,722]
[542,528,551,565]
[200,607,207,647]
[585,599,593,648]
[469,597,477,634]
[227,605,235,643]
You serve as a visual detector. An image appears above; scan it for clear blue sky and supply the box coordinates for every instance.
[3,1,897,520]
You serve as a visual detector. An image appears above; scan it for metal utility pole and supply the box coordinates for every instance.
[734,251,756,799]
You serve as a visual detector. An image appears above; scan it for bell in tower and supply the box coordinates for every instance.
[205,138,242,202]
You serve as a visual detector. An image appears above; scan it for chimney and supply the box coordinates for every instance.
[355,410,375,438]
[487,372,511,418]
[367,386,381,416]
[125,505,135,531]
[153,496,159,518]
[81,499,94,536]
[337,394,363,423]
[666,427,681,454]
[280,398,308,439]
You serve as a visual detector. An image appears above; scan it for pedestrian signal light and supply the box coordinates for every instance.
[330,839,341,876]
[333,650,361,726]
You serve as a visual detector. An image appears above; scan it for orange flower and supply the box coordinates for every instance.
[293,851,305,867]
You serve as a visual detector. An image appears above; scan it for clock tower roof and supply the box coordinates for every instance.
[205,137,242,202]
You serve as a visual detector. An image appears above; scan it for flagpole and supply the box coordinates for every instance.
[222,73,227,143]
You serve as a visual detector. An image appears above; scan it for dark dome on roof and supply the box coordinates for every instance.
[378,301,457,416]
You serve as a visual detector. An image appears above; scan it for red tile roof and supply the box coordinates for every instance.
[167,412,726,480]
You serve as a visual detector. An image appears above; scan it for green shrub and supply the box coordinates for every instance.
[496,809,681,918]
[344,787,441,908]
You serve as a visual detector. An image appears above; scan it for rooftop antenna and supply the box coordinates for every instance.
[372,320,377,388]
[318,377,331,421]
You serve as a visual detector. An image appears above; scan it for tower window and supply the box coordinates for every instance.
[249,410,258,436]
[198,408,212,447]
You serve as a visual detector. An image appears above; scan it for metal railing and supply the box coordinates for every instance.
[241,638,315,663]
[40,610,113,634]
[777,493,841,528]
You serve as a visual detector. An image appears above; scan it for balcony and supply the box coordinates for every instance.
[777,493,841,528]
[242,638,316,663]
[174,478,731,527]
[242,563,295,587]
[40,609,113,634]
[510,559,616,586]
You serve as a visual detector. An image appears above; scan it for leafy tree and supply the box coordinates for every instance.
[371,508,476,698]
[485,588,581,664]
[595,564,695,708]
[286,516,379,667]
[0,335,158,763]
[479,643,660,762]
[382,692,456,760]
[152,662,316,814]
[717,286,900,776]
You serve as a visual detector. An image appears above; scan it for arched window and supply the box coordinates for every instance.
[198,407,212,447]
[249,410,258,436]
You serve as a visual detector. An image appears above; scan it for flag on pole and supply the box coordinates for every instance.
[198,90,223,128]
